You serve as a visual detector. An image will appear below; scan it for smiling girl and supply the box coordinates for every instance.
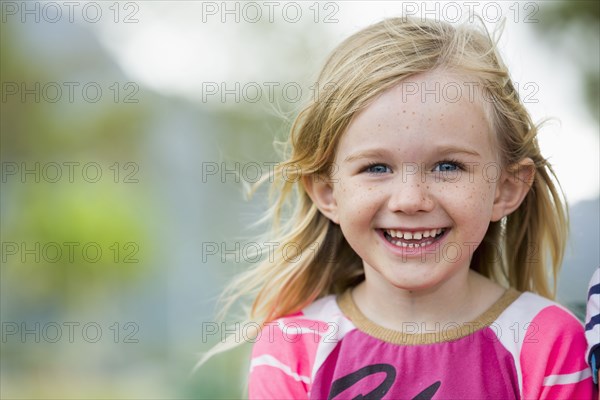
[220,17,595,399]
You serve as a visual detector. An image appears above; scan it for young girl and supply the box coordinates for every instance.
[220,17,596,399]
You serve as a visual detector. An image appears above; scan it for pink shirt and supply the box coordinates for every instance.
[249,289,596,399]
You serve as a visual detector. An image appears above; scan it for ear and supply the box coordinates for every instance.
[302,174,339,224]
[491,158,535,222]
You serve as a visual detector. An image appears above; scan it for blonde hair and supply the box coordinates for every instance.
[201,16,568,365]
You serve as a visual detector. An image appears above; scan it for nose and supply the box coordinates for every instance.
[387,173,434,214]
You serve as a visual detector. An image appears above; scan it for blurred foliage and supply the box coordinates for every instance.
[2,182,149,309]
[0,7,319,398]
[0,25,150,159]
[535,0,600,122]
[1,15,160,400]
[1,21,153,309]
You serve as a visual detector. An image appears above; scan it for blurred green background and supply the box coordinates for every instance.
[1,1,598,399]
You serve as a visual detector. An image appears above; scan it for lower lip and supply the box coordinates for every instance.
[376,229,450,257]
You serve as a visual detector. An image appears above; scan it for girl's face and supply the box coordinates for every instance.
[323,72,510,293]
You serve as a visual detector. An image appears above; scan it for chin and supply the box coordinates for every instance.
[386,276,443,293]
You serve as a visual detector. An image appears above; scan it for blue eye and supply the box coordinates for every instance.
[364,164,391,174]
[434,161,462,172]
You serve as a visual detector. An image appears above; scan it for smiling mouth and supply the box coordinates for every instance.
[382,228,448,248]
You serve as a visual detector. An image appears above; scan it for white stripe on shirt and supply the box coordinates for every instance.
[250,354,311,384]
[542,368,592,386]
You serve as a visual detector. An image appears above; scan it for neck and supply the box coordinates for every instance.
[352,269,498,330]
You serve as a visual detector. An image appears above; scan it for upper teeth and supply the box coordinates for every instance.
[385,228,443,239]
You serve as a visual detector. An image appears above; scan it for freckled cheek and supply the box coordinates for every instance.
[444,184,491,213]
[339,185,385,213]
[469,187,497,221]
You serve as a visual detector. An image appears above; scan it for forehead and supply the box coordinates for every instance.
[336,71,495,159]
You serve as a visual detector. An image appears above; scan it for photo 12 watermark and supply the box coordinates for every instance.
[1,1,140,24]
[200,319,540,345]
[198,79,539,105]
[399,1,539,24]
[1,241,140,264]
[200,239,539,265]
[200,160,535,186]
[198,1,340,24]
[1,162,140,184]
[1,321,140,343]
[1,82,140,104]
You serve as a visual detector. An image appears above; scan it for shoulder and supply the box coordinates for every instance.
[249,294,340,362]
[499,291,586,349]
[496,290,583,333]
[493,291,586,362]
[524,292,585,345]
[496,291,594,399]
[248,295,351,398]
[252,294,346,349]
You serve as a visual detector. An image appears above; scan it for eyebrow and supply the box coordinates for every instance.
[343,145,481,163]
[435,145,481,157]
[343,150,390,163]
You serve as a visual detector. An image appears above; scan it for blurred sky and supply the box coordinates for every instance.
[91,0,599,204]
